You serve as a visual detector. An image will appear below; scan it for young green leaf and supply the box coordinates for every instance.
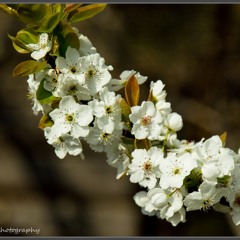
[8,28,38,53]
[32,11,61,33]
[17,4,49,25]
[12,60,47,77]
[36,78,61,105]
[64,4,82,13]
[68,4,106,23]
[8,34,31,53]
[125,75,139,107]
[54,20,80,57]
[0,4,19,20]
[119,98,131,120]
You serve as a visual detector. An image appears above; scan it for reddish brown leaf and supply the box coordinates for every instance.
[125,75,139,107]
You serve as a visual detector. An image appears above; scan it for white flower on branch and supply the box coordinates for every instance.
[44,127,83,159]
[56,47,84,83]
[27,33,52,60]
[49,96,93,138]
[159,152,197,189]
[89,87,122,133]
[85,124,122,153]
[79,53,113,95]
[164,112,183,132]
[128,147,163,189]
[129,101,163,140]
[184,181,228,212]
[55,74,91,101]
[27,74,43,115]
[194,135,235,185]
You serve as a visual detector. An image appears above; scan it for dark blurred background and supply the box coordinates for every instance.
[0,4,239,236]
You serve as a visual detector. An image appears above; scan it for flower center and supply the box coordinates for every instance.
[99,132,113,145]
[143,160,152,172]
[202,198,212,211]
[105,106,113,115]
[141,115,151,126]
[65,113,74,123]
[173,167,181,175]
[68,85,78,95]
[71,66,76,73]
[52,77,58,84]
[40,43,47,49]
[86,66,97,79]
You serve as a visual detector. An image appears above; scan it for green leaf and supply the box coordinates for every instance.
[68,4,106,23]
[13,60,47,77]
[36,78,58,104]
[125,75,139,107]
[8,34,31,53]
[38,113,53,129]
[64,4,82,13]
[33,11,61,33]
[119,98,131,120]
[119,97,132,131]
[50,4,65,14]
[0,4,19,19]
[8,28,39,53]
[16,28,38,44]
[54,20,80,57]
[17,4,49,25]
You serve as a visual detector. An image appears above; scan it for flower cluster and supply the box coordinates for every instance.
[21,26,240,227]
[27,29,124,159]
[132,136,240,226]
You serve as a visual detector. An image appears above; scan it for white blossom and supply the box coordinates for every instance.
[128,147,163,189]
[194,135,235,184]
[89,87,122,132]
[159,152,197,189]
[133,191,157,216]
[184,182,228,211]
[108,70,147,92]
[224,166,240,225]
[164,112,183,132]
[79,53,113,95]
[150,80,167,102]
[135,187,186,226]
[44,127,83,159]
[129,101,163,140]
[49,96,93,138]
[43,68,59,93]
[56,47,84,82]
[147,187,168,209]
[27,74,43,115]
[157,189,186,226]
[106,144,130,179]
[27,33,52,60]
[55,74,91,101]
[150,80,172,116]
[79,33,97,56]
[85,124,122,153]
